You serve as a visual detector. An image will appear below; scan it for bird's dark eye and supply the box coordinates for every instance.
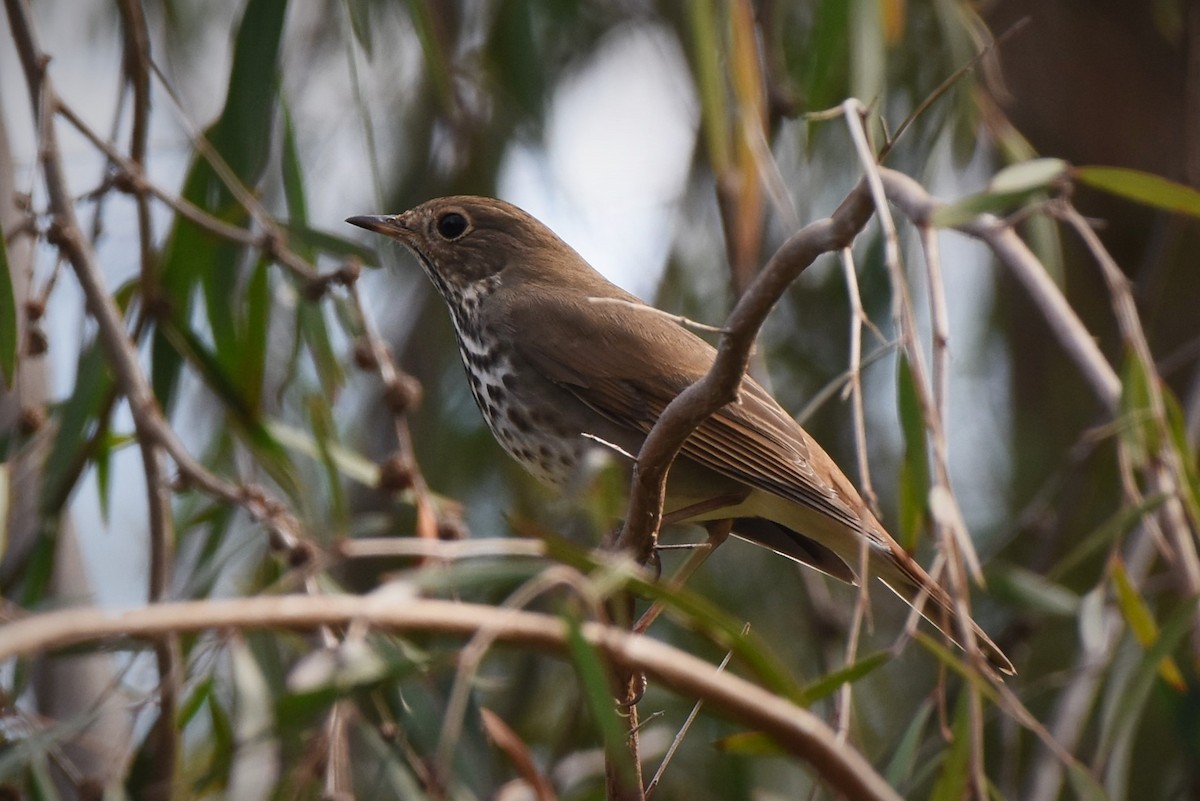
[436,212,468,240]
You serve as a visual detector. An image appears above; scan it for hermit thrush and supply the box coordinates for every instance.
[348,197,1014,675]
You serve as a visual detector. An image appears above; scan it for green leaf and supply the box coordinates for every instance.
[1075,166,1200,219]
[932,158,1068,228]
[198,690,235,791]
[305,393,347,529]
[884,699,933,787]
[928,691,972,801]
[896,354,929,550]
[801,0,851,114]
[154,0,289,411]
[1109,556,1186,691]
[1049,494,1166,582]
[0,221,17,388]
[238,258,271,415]
[161,320,302,500]
[27,756,61,801]
[406,0,455,114]
[713,731,785,756]
[1118,352,1160,466]
[796,650,891,706]
[989,565,1080,617]
[990,158,1070,194]
[280,101,309,233]
[932,189,1039,228]
[687,0,730,174]
[297,301,344,399]
[486,0,550,117]
[1097,598,1200,787]
[1161,388,1200,533]
[41,341,113,515]
[267,420,380,487]
[563,612,634,785]
[1065,762,1112,801]
[179,677,215,730]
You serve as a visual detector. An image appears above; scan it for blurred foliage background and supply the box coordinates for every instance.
[2,0,1199,799]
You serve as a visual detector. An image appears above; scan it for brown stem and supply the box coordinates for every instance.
[0,596,906,801]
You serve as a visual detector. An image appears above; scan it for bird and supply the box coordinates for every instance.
[347,196,1014,675]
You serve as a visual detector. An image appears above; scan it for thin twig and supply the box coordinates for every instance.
[843,100,988,795]
[645,623,749,797]
[836,246,873,743]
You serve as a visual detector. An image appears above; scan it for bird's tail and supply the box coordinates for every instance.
[872,542,1015,676]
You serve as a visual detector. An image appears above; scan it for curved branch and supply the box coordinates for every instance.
[616,182,875,559]
[0,596,903,801]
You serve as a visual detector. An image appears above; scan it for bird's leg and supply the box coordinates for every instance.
[635,519,733,635]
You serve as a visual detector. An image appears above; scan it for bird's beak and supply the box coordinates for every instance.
[345,214,412,241]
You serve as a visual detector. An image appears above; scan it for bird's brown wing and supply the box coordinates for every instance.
[506,291,873,537]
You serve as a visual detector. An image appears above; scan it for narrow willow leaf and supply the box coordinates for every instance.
[280,102,310,235]
[1109,556,1187,691]
[1075,166,1200,219]
[686,0,730,174]
[1097,599,1199,780]
[928,692,972,801]
[1118,352,1160,467]
[346,0,374,56]
[884,699,934,787]
[41,341,112,515]
[154,0,289,410]
[239,258,271,415]
[714,731,784,756]
[267,420,380,487]
[896,354,929,550]
[796,650,891,706]
[933,159,1068,228]
[989,158,1069,194]
[178,677,215,729]
[563,613,634,784]
[1161,389,1200,535]
[305,393,347,529]
[406,0,456,113]
[1049,495,1166,582]
[162,320,303,500]
[1066,762,1112,801]
[990,565,1080,617]
[801,0,851,113]
[932,189,1039,228]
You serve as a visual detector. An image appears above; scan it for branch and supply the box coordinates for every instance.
[0,596,904,801]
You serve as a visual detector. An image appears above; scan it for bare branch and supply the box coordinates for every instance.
[0,596,905,801]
